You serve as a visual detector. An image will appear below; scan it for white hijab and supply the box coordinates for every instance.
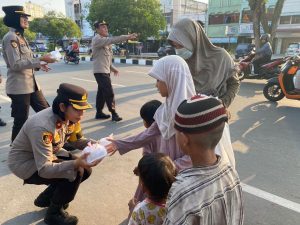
[148,55,196,140]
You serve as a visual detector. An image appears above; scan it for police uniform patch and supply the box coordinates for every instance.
[11,40,18,48]
[42,132,53,145]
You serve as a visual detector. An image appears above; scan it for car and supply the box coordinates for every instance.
[79,45,89,53]
[35,42,48,52]
[157,45,176,58]
[235,43,255,59]
[285,43,300,57]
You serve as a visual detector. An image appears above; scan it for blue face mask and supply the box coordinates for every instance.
[175,48,193,60]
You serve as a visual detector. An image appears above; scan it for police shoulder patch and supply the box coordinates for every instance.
[11,40,18,48]
[42,132,53,145]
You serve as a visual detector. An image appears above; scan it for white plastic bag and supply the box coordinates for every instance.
[50,50,62,61]
[215,123,236,169]
[82,142,107,164]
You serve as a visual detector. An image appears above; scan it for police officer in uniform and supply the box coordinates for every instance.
[2,6,56,142]
[8,83,102,225]
[92,20,137,121]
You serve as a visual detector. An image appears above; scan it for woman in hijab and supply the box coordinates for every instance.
[168,18,240,108]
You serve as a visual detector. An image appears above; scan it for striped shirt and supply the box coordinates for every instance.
[163,156,244,225]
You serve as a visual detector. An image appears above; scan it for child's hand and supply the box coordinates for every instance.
[128,198,138,212]
[106,139,118,156]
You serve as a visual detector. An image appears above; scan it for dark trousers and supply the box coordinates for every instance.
[8,90,49,142]
[24,167,91,205]
[94,73,116,114]
[253,55,272,74]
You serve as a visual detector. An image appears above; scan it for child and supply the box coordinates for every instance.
[128,153,176,225]
[129,100,163,211]
[164,95,244,225]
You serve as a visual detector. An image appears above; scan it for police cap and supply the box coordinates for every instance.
[57,83,92,110]
[2,5,31,17]
[94,20,109,29]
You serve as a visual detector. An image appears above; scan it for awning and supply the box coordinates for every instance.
[209,37,238,43]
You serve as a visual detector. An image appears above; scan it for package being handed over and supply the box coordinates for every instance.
[82,142,108,164]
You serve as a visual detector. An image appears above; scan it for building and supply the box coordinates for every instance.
[207,0,300,54]
[65,0,93,38]
[161,0,207,32]
[24,1,45,20]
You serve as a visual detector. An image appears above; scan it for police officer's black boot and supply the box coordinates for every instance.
[112,112,122,122]
[44,202,78,225]
[34,185,69,209]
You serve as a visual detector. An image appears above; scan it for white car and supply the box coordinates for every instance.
[79,45,89,53]
[285,43,300,57]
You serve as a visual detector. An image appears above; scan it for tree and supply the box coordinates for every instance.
[87,0,166,41]
[0,18,9,40]
[249,0,285,48]
[30,11,82,48]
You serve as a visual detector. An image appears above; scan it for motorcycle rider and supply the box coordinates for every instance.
[66,40,79,60]
[252,34,273,75]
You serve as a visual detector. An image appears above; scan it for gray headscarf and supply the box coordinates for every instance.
[168,18,236,98]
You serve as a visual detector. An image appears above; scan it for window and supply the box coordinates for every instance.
[209,14,224,25]
[280,16,291,24]
[292,15,300,24]
[242,10,252,23]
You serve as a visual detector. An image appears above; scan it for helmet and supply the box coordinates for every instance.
[260,34,270,42]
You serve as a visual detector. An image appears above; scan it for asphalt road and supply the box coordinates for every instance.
[0,60,299,225]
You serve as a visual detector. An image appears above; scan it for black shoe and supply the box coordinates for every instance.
[44,202,78,225]
[0,118,6,126]
[112,113,122,122]
[34,185,69,209]
[95,112,110,119]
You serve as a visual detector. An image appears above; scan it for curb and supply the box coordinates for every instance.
[34,54,157,66]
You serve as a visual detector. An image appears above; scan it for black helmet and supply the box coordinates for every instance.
[260,34,270,42]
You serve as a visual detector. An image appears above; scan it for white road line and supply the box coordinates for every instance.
[71,77,126,87]
[0,95,11,102]
[242,183,300,213]
[124,70,147,74]
[0,144,10,150]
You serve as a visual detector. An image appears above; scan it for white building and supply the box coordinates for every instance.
[65,0,93,38]
[24,1,45,20]
[161,0,207,31]
[274,0,300,54]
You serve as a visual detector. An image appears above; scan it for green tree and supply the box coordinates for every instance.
[24,29,36,41]
[87,0,166,41]
[0,18,9,40]
[30,11,82,48]
[249,0,285,47]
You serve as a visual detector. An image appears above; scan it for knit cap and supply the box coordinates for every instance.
[174,95,228,133]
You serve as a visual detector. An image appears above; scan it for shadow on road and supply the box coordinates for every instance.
[2,209,46,225]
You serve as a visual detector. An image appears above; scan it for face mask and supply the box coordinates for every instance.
[175,48,193,60]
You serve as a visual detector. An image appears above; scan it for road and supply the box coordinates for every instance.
[0,61,299,225]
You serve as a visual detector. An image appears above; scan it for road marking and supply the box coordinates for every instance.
[0,144,10,150]
[0,95,11,102]
[242,183,300,213]
[124,70,147,74]
[71,78,126,87]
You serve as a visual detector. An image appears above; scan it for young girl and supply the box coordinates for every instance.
[108,55,196,171]
[128,153,176,225]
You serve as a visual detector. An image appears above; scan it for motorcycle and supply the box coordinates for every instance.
[263,55,300,102]
[237,51,284,81]
[64,50,80,64]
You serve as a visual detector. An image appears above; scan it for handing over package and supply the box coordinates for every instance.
[82,135,113,163]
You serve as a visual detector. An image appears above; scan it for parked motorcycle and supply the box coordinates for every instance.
[263,55,300,102]
[64,51,80,64]
[237,51,283,81]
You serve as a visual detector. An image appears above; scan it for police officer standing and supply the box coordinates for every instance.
[92,20,137,122]
[2,6,56,141]
[8,83,102,225]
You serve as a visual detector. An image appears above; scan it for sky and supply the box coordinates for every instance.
[0,0,66,17]
[0,0,208,17]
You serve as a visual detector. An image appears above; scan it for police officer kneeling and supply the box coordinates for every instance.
[8,83,101,225]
